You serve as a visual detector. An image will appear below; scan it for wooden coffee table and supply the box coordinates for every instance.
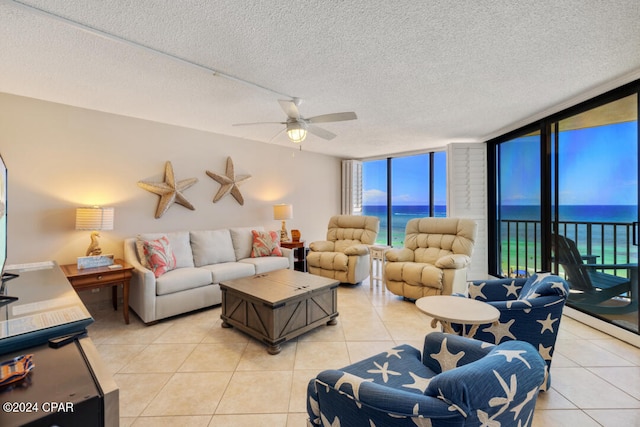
[415,295,500,337]
[219,269,339,354]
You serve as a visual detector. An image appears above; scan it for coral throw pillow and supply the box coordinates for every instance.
[141,236,177,277]
[251,230,282,257]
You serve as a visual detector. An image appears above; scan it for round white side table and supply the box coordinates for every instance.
[415,295,500,337]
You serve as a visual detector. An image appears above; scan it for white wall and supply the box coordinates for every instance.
[0,93,341,266]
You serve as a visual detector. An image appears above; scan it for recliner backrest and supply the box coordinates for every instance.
[405,218,476,264]
[326,215,379,247]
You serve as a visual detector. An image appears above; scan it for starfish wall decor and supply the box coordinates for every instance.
[138,161,198,218]
[206,157,251,205]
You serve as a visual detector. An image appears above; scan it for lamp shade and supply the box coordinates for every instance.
[75,207,114,231]
[273,204,293,220]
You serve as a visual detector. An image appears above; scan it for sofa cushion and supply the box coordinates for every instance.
[141,236,176,278]
[155,267,213,296]
[230,226,264,260]
[240,256,289,274]
[189,229,236,267]
[137,231,194,269]
[201,262,256,283]
[251,230,282,257]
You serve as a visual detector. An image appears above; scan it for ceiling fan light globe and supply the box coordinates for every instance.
[287,127,307,143]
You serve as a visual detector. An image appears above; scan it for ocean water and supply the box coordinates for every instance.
[363,205,446,245]
[364,204,637,251]
[500,205,636,223]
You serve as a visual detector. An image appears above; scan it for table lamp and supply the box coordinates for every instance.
[75,206,114,256]
[273,204,293,242]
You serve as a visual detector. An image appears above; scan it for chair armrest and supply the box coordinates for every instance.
[343,243,369,256]
[309,240,335,252]
[583,262,637,271]
[385,247,414,262]
[435,254,470,269]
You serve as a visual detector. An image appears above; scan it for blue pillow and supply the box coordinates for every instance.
[519,273,568,300]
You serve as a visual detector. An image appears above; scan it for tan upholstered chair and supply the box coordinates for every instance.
[385,217,477,299]
[307,215,380,285]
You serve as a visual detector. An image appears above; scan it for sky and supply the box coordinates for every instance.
[363,121,637,208]
[363,152,447,206]
[500,121,637,206]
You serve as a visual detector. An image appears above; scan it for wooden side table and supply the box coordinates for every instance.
[415,295,500,337]
[280,240,307,272]
[369,245,390,291]
[61,259,134,324]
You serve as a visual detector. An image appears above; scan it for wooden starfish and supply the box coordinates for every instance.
[206,157,251,205]
[138,161,198,218]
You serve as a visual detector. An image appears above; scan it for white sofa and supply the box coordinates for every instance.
[123,226,293,324]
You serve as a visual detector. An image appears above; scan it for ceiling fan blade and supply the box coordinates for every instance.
[307,112,357,124]
[269,127,286,142]
[278,99,301,119]
[307,125,337,140]
[232,121,285,126]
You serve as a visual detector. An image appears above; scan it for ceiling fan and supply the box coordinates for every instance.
[233,99,357,143]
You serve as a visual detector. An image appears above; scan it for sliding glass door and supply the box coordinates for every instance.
[491,86,639,335]
[552,94,638,333]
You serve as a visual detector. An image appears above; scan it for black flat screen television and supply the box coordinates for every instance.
[0,153,17,298]
[0,153,7,278]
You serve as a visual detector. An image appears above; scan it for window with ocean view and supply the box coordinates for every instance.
[491,87,639,335]
[363,152,446,247]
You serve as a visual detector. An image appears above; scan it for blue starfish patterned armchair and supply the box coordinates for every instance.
[454,272,569,391]
[307,332,546,427]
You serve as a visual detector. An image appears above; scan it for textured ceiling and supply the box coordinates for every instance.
[2,0,640,159]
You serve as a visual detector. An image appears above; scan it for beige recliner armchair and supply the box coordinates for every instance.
[385,217,477,299]
[307,215,380,285]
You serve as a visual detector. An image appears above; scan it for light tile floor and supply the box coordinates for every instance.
[85,279,640,426]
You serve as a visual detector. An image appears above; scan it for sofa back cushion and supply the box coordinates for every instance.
[230,226,264,260]
[405,218,476,264]
[190,229,236,267]
[137,231,194,269]
[326,215,379,245]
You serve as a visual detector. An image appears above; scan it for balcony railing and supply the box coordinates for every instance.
[501,219,637,278]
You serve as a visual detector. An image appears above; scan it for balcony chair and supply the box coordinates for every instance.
[307,331,546,427]
[306,215,379,285]
[453,272,569,391]
[385,217,477,299]
[552,233,637,314]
